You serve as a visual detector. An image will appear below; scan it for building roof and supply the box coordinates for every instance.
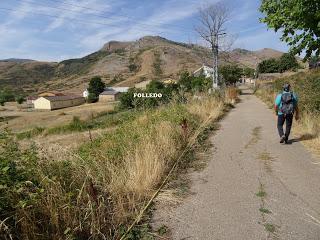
[41,95,84,101]
[100,91,120,96]
[27,96,38,100]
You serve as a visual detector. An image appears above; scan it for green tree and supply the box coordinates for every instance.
[260,0,320,60]
[258,58,279,73]
[87,76,105,103]
[278,53,299,72]
[243,67,255,78]
[219,65,242,85]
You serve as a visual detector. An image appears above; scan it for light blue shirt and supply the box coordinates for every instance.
[275,91,298,115]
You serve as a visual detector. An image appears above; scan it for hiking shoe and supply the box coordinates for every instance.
[280,135,286,143]
[284,137,289,144]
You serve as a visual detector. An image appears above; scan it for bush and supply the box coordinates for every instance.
[16,96,25,104]
[0,89,15,106]
[118,81,180,110]
[0,132,40,238]
[87,92,98,103]
[128,64,138,72]
[178,71,210,92]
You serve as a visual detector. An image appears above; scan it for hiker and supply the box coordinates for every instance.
[274,83,299,144]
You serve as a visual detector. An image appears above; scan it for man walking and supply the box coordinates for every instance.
[274,83,299,144]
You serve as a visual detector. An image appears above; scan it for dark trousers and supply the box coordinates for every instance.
[277,114,293,140]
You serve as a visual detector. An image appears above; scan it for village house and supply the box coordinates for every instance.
[34,95,85,110]
[105,87,129,93]
[99,91,121,102]
[193,65,214,78]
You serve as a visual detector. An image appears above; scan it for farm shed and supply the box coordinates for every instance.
[34,95,85,110]
[99,91,121,102]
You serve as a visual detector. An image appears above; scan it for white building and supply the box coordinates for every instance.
[193,65,214,78]
[34,96,85,110]
[105,87,129,93]
[83,89,89,98]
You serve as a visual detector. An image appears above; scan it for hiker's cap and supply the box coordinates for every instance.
[283,83,291,92]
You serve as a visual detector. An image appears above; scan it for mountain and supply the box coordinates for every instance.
[228,48,285,67]
[0,36,287,94]
[0,58,35,63]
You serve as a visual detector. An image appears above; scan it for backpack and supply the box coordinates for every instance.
[280,92,294,115]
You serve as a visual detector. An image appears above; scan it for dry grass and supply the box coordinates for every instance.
[225,87,239,105]
[292,114,320,156]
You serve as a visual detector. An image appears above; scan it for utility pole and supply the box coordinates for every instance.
[196,3,229,90]
[212,32,226,89]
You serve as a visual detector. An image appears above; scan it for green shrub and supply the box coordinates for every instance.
[16,96,25,104]
[128,64,138,72]
[0,132,40,233]
[87,92,98,103]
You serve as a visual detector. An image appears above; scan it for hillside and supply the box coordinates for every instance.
[0,36,286,94]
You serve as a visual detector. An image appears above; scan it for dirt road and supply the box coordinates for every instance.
[154,88,320,239]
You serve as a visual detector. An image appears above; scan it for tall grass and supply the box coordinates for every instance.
[256,70,320,155]
[1,90,236,239]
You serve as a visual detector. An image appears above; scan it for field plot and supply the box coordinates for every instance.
[0,102,115,132]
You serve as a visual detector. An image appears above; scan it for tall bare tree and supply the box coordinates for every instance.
[196,2,230,89]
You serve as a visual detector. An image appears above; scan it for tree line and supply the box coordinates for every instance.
[257,53,299,74]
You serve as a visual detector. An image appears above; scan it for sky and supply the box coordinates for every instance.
[0,0,290,62]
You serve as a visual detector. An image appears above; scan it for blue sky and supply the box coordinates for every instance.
[0,0,289,62]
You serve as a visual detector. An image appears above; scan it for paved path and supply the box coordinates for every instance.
[154,89,320,240]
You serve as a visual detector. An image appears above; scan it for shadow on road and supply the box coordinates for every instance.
[287,133,317,144]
